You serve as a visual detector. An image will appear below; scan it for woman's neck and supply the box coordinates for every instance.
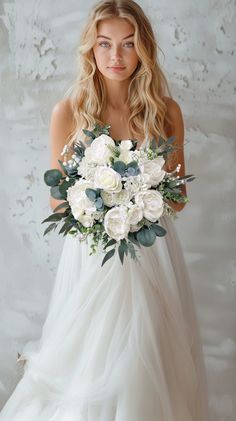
[104,79,130,110]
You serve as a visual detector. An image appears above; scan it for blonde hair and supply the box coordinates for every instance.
[64,0,172,148]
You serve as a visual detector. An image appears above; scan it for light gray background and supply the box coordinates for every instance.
[0,0,235,420]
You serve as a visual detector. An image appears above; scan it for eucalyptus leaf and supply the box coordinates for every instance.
[104,239,117,249]
[113,160,126,174]
[59,180,74,198]
[43,223,58,236]
[152,224,167,237]
[136,227,156,247]
[53,202,69,213]
[50,186,65,200]
[118,243,125,264]
[166,135,176,145]
[42,212,65,224]
[44,169,63,186]
[101,248,115,266]
[128,232,141,248]
[85,188,98,202]
[95,197,104,210]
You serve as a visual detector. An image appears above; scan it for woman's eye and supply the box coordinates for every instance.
[99,42,110,48]
[98,41,134,48]
[124,42,134,48]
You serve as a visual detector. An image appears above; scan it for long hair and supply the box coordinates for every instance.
[64,0,172,148]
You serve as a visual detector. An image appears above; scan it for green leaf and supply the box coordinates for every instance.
[59,180,74,198]
[152,224,167,237]
[120,239,128,255]
[44,169,63,186]
[85,188,98,202]
[50,185,65,200]
[112,160,126,174]
[136,227,156,247]
[118,243,125,264]
[41,212,65,224]
[53,202,69,213]
[82,129,96,139]
[95,197,104,211]
[58,220,73,234]
[157,136,166,147]
[101,248,116,266]
[58,159,67,174]
[43,223,58,236]
[166,135,176,145]
[150,138,158,149]
[104,239,117,249]
[128,232,141,248]
[127,160,138,169]
[127,241,138,260]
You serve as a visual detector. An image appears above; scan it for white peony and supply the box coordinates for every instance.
[84,134,115,165]
[77,157,97,181]
[113,189,131,205]
[141,156,166,186]
[135,189,164,222]
[104,206,130,240]
[67,180,96,224]
[127,204,143,225]
[94,166,122,193]
[124,174,150,195]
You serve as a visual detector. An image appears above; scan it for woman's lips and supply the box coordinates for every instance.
[108,66,126,72]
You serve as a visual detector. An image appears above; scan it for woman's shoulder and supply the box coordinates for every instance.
[162,96,184,136]
[51,98,74,124]
[50,98,76,139]
[162,96,183,118]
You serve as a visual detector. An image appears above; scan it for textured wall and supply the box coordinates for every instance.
[0,0,235,419]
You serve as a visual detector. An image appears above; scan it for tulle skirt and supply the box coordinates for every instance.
[0,215,211,420]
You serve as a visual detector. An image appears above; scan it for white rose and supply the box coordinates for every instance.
[100,191,117,207]
[67,180,96,222]
[104,206,130,240]
[118,150,133,164]
[135,189,164,222]
[78,213,94,227]
[94,166,122,193]
[119,140,133,150]
[127,204,143,225]
[84,134,115,165]
[141,156,166,186]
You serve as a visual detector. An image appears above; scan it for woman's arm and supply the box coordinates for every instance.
[163,97,187,212]
[49,98,75,211]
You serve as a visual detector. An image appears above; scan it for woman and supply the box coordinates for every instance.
[0,1,211,420]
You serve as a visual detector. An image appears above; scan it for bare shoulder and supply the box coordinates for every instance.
[49,97,76,152]
[163,96,183,122]
[163,96,184,143]
[51,98,75,128]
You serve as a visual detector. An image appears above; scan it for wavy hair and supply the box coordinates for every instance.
[64,0,173,149]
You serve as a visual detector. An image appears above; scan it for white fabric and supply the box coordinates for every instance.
[0,215,211,421]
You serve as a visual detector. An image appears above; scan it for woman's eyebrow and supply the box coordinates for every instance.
[97,33,134,40]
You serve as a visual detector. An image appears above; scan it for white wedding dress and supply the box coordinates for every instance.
[0,215,211,421]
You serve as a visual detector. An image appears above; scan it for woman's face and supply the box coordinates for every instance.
[92,18,139,81]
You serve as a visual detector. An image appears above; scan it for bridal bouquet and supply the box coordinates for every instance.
[42,123,195,266]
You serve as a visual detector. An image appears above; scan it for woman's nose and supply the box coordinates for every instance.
[110,45,123,59]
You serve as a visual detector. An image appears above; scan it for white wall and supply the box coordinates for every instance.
[0,0,235,419]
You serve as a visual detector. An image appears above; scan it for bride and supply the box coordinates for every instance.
[0,0,211,420]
